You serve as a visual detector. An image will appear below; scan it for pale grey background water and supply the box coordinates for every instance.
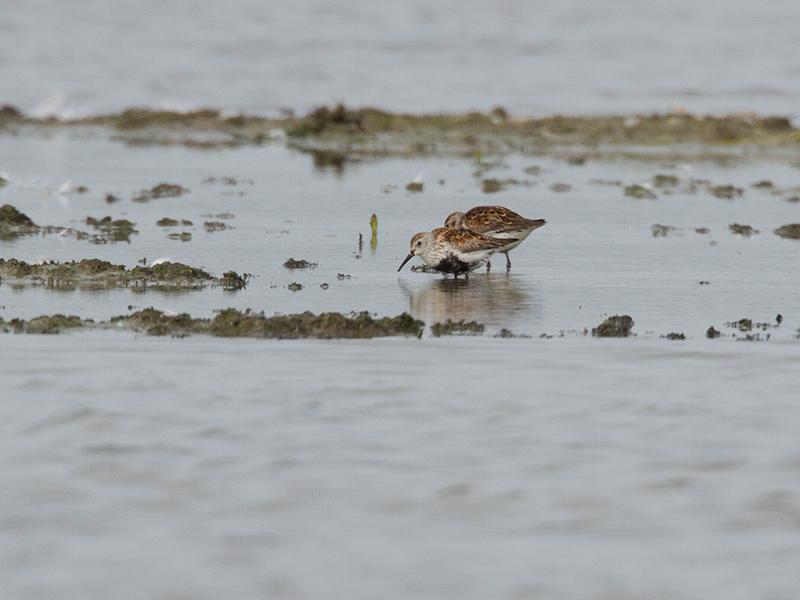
[1,0,799,118]
[3,1,800,599]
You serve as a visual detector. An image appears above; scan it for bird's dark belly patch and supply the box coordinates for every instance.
[434,254,477,274]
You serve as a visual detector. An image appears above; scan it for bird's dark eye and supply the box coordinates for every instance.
[416,241,422,246]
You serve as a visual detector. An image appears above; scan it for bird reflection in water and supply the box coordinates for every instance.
[399,274,536,328]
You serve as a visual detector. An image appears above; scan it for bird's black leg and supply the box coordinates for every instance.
[486,260,491,272]
[504,252,511,271]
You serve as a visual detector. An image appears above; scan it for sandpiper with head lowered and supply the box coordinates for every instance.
[444,205,546,271]
[397,227,515,277]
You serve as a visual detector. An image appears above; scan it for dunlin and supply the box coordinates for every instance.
[444,205,546,271]
[397,227,515,277]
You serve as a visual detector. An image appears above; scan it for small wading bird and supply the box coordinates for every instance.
[397,227,515,277]
[444,205,546,271]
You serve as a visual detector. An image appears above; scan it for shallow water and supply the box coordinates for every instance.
[2,334,800,600]
[2,0,800,117]
[2,129,800,598]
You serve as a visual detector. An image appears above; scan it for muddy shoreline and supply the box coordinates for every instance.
[2,104,799,157]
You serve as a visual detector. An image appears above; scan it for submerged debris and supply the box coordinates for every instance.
[430,319,485,337]
[0,258,231,290]
[729,223,758,237]
[592,315,634,337]
[625,184,657,199]
[283,258,317,269]
[549,183,572,193]
[774,224,800,239]
[133,183,188,202]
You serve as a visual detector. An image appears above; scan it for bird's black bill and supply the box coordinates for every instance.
[397,253,414,272]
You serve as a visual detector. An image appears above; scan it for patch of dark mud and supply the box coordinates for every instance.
[695,227,710,234]
[430,319,485,337]
[167,232,192,242]
[85,216,138,243]
[133,183,188,202]
[709,184,743,199]
[405,181,424,193]
[729,223,759,237]
[0,314,87,334]
[592,315,634,337]
[0,258,231,290]
[774,224,800,239]
[651,224,679,237]
[284,258,317,269]
[625,184,657,199]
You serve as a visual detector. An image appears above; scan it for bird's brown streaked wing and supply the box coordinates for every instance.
[439,227,517,252]
[465,205,545,233]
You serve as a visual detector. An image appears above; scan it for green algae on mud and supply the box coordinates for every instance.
[0,258,245,291]
[0,314,87,334]
[111,308,425,339]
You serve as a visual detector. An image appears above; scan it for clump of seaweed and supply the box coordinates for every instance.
[287,282,303,291]
[0,258,232,290]
[406,181,424,192]
[203,221,229,232]
[85,216,138,243]
[592,315,634,337]
[653,174,680,188]
[157,217,179,227]
[709,184,743,199]
[430,319,485,337]
[706,326,721,339]
[283,258,318,269]
[221,271,250,290]
[774,224,800,239]
[663,332,686,340]
[0,204,39,239]
[651,224,679,237]
[729,223,758,237]
[625,184,657,199]
[167,232,192,241]
[1,314,86,334]
[133,183,188,202]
